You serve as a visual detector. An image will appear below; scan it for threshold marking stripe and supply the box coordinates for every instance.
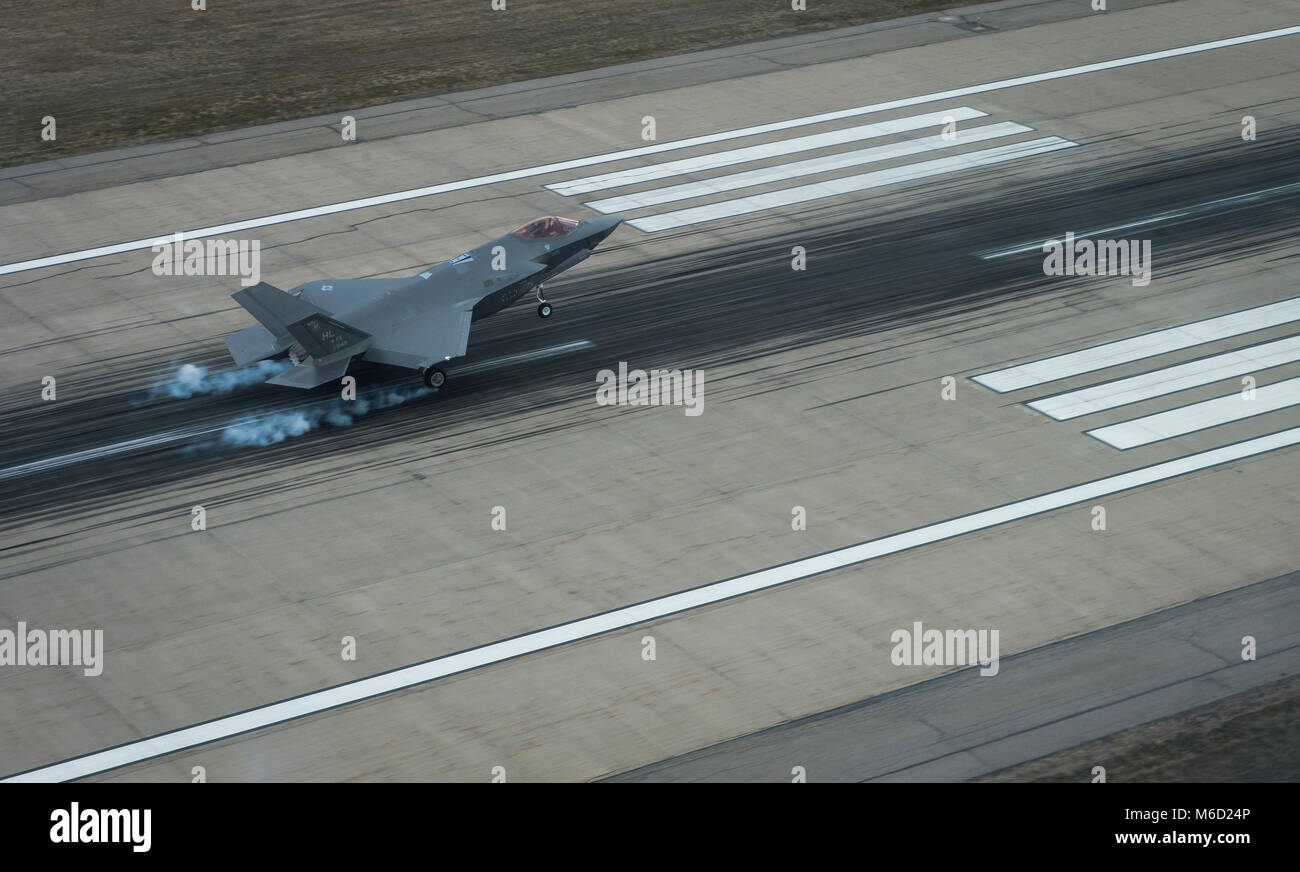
[1029,335,1300,420]
[585,122,1032,213]
[627,138,1075,232]
[1087,378,1300,449]
[973,297,1300,393]
[548,107,987,196]
[9,424,1300,782]
[5,25,1300,276]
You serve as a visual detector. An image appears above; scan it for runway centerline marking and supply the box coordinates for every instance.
[4,25,1300,276]
[0,426,225,481]
[979,181,1300,259]
[0,341,592,481]
[8,425,1300,782]
[451,339,593,375]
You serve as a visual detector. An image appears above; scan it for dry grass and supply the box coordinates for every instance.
[2,0,955,166]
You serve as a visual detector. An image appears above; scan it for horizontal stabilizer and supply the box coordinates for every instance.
[224,324,291,368]
[266,356,353,389]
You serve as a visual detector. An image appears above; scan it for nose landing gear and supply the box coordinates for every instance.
[535,284,553,318]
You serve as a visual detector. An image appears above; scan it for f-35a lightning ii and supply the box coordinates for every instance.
[224,215,621,389]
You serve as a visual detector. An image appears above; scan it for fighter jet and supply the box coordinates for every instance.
[223,215,621,389]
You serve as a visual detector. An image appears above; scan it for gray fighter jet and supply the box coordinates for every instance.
[224,215,621,389]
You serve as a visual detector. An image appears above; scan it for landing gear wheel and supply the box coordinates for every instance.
[537,303,553,319]
[422,367,447,389]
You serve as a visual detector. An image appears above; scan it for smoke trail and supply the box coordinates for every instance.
[153,360,292,398]
[219,385,434,447]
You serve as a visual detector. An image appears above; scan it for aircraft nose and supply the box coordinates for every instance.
[585,215,623,247]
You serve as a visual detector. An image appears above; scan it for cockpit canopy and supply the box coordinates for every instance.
[511,216,580,240]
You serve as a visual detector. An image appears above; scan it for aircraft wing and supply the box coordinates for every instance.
[296,278,408,311]
[363,256,550,369]
[365,303,477,370]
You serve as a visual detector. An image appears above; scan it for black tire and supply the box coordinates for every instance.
[422,367,447,389]
[537,303,553,319]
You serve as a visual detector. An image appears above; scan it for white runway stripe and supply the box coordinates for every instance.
[1029,335,1300,420]
[627,137,1076,232]
[547,108,987,196]
[11,424,1300,782]
[0,344,593,482]
[1088,377,1300,448]
[973,297,1300,393]
[451,339,594,375]
[585,122,1033,213]
[980,181,1300,259]
[0,427,222,481]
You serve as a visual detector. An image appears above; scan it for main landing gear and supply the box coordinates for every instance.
[536,284,552,318]
[421,367,447,389]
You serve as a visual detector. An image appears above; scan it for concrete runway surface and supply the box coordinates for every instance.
[2,0,1299,781]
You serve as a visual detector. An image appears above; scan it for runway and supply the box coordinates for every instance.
[2,0,1299,781]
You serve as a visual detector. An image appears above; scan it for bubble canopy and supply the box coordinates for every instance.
[511,216,580,240]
